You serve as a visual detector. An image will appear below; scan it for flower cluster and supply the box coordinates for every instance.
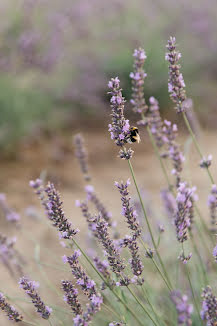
[115,179,141,239]
[30,179,79,239]
[130,48,148,114]
[165,37,186,113]
[108,77,130,147]
[19,277,52,319]
[148,96,164,148]
[201,286,217,325]
[162,120,185,187]
[0,233,24,277]
[161,189,177,219]
[200,155,212,169]
[121,236,144,278]
[213,245,217,263]
[0,193,20,224]
[63,250,102,325]
[0,292,23,322]
[73,294,103,326]
[178,251,192,264]
[85,185,113,226]
[74,133,91,181]
[93,257,111,280]
[208,184,217,232]
[93,215,125,276]
[62,280,83,315]
[170,290,193,325]
[174,182,197,243]
[63,250,97,298]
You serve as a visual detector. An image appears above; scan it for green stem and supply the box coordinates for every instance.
[127,159,173,289]
[72,239,143,326]
[126,285,159,326]
[139,238,172,292]
[182,244,203,324]
[182,112,215,184]
[189,231,208,285]
[141,285,166,326]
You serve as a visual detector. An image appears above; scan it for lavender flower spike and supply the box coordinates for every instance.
[62,280,83,316]
[30,180,79,239]
[73,294,103,326]
[170,290,193,325]
[19,277,52,319]
[201,286,217,325]
[0,292,23,322]
[108,77,133,160]
[208,184,217,233]
[115,179,141,239]
[130,48,148,114]
[148,96,164,148]
[213,244,217,262]
[0,193,20,224]
[74,133,91,181]
[174,182,197,243]
[165,37,187,113]
[94,215,125,276]
[63,250,98,299]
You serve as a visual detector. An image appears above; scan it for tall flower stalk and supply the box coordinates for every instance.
[165,36,215,185]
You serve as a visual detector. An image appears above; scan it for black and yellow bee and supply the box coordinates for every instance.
[127,127,141,144]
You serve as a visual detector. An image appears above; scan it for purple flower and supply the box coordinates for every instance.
[171,290,193,325]
[84,185,113,227]
[74,134,91,181]
[0,193,20,225]
[0,292,23,322]
[30,181,79,240]
[174,182,197,243]
[213,245,217,262]
[130,48,148,114]
[161,189,177,219]
[61,280,83,315]
[121,236,144,278]
[208,184,217,233]
[148,97,164,148]
[115,180,141,239]
[200,286,217,325]
[165,37,187,113]
[108,77,131,148]
[19,277,52,319]
[64,251,98,299]
[200,155,212,169]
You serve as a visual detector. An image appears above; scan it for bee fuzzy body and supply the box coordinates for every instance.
[127,127,141,144]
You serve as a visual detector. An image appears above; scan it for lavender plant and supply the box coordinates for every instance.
[1,37,217,326]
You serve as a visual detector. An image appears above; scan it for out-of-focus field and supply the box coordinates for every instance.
[0,127,216,325]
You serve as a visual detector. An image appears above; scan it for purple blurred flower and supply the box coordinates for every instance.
[165,37,187,113]
[130,48,148,114]
[0,193,20,225]
[200,155,212,169]
[208,184,217,233]
[171,290,193,325]
[74,134,91,181]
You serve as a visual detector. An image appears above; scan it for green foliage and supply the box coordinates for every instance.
[0,76,53,151]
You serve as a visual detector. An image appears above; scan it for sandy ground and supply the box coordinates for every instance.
[0,127,217,325]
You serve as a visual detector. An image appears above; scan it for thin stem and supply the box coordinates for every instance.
[141,285,166,326]
[127,159,173,289]
[182,243,203,325]
[189,231,208,285]
[72,239,144,326]
[22,321,39,326]
[126,285,159,326]
[182,112,215,184]
[139,238,172,292]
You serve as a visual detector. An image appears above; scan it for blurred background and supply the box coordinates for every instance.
[1,1,217,324]
[0,0,217,154]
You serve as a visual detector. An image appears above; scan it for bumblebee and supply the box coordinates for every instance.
[127,127,141,144]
